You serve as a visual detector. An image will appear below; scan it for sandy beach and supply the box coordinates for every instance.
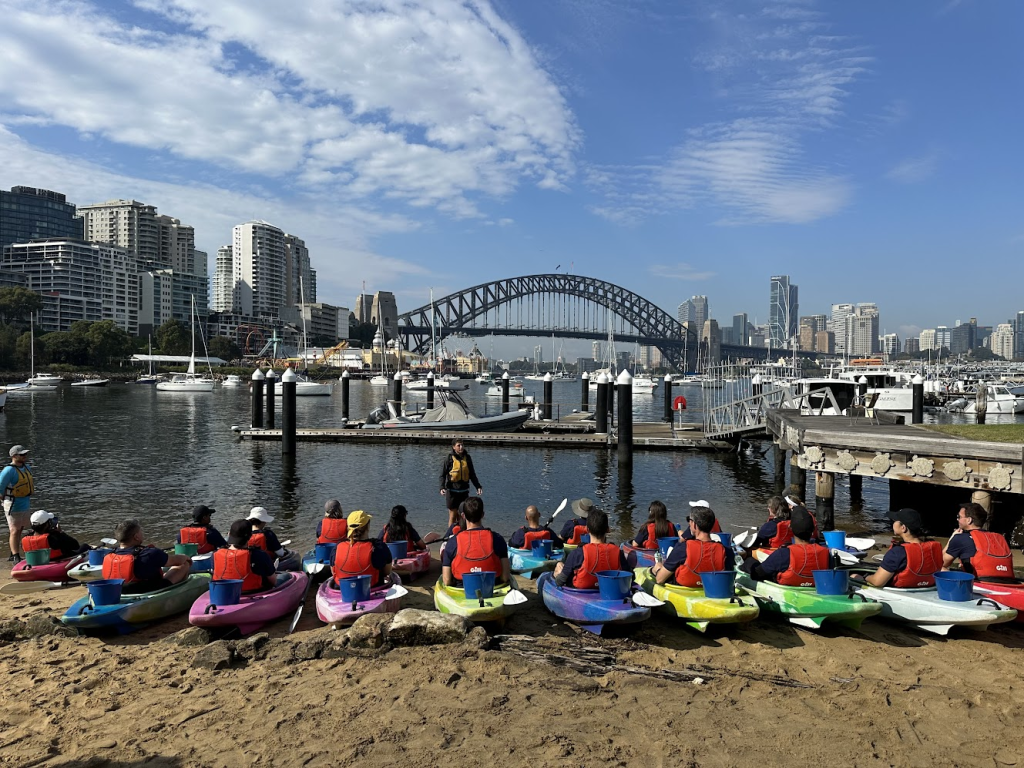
[2,548,1024,768]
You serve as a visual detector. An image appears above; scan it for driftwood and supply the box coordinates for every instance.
[491,635,812,689]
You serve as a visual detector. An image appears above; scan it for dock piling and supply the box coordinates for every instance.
[581,372,589,412]
[426,371,435,409]
[849,474,862,505]
[815,471,835,530]
[790,457,807,501]
[662,374,673,422]
[341,370,350,421]
[251,369,265,429]
[975,385,987,424]
[281,368,296,455]
[595,374,609,434]
[501,372,510,414]
[265,369,276,429]
[617,371,634,466]
[542,372,553,420]
[393,371,402,410]
[911,374,924,424]
[773,444,786,493]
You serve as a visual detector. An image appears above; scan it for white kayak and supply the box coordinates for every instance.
[855,585,1018,635]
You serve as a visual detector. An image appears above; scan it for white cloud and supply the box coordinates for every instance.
[898,325,922,340]
[649,263,716,281]
[886,153,939,184]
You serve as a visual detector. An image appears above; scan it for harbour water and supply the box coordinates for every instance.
[2,377,1013,549]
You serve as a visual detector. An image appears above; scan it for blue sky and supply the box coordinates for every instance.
[0,0,1021,354]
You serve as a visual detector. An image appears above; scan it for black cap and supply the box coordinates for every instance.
[227,519,253,547]
[888,508,924,532]
[789,505,815,539]
[191,505,215,522]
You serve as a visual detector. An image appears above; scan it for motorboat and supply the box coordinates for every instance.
[157,296,215,393]
[793,378,856,416]
[222,374,243,387]
[632,374,659,392]
[964,385,1024,414]
[406,375,468,392]
[362,389,531,432]
[70,378,109,387]
[28,373,63,387]
[264,372,333,397]
[487,381,525,398]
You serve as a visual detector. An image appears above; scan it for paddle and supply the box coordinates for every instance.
[502,576,528,606]
[973,585,1014,597]
[422,531,443,544]
[733,530,755,549]
[831,548,861,566]
[288,574,316,633]
[545,498,569,527]
[384,583,409,600]
[631,590,664,608]
[0,579,79,595]
[845,537,876,551]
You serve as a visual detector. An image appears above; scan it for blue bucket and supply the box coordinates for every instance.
[579,534,591,544]
[338,575,372,603]
[812,569,849,596]
[823,531,847,551]
[531,540,554,559]
[209,579,244,606]
[700,570,736,599]
[657,537,677,557]
[191,554,213,572]
[386,541,409,560]
[314,542,337,564]
[715,532,733,550]
[596,570,633,600]
[462,571,496,599]
[87,579,123,606]
[934,571,974,602]
[88,548,112,567]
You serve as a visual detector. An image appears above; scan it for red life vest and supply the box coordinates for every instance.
[22,533,62,560]
[711,519,722,534]
[566,523,588,545]
[522,528,553,549]
[967,530,1014,579]
[333,540,380,586]
[768,516,821,548]
[249,531,269,553]
[673,540,727,588]
[382,524,417,548]
[102,551,138,584]
[572,543,621,589]
[775,544,830,587]
[890,541,943,588]
[180,526,214,555]
[318,518,347,544]
[642,522,677,549]
[213,548,264,593]
[451,529,502,580]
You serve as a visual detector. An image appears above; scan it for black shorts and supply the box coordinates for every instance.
[445,490,469,510]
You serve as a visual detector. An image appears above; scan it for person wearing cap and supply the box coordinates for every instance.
[177,505,227,555]
[741,506,830,586]
[247,507,294,568]
[1,445,34,562]
[559,498,596,545]
[316,499,347,544]
[212,519,277,593]
[442,497,510,586]
[554,508,629,588]
[22,510,88,561]
[630,500,677,550]
[103,519,192,593]
[678,500,724,542]
[852,509,942,588]
[508,505,563,550]
[942,503,1015,582]
[652,505,732,586]
[333,510,393,588]
[439,439,482,529]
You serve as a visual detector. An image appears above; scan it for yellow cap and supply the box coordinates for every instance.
[347,510,371,529]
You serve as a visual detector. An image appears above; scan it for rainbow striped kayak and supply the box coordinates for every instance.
[633,567,759,632]
[433,577,524,625]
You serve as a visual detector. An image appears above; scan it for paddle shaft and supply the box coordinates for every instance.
[288,575,315,633]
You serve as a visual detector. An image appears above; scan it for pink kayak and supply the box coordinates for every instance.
[315,573,404,625]
[12,553,88,582]
[391,549,430,579]
[189,571,308,635]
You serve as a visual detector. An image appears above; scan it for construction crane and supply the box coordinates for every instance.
[316,341,350,365]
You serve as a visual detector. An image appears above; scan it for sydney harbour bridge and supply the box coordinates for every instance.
[397,274,810,371]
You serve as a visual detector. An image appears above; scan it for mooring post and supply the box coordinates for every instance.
[501,371,510,414]
[773,444,786,492]
[858,376,868,411]
[393,370,402,413]
[616,370,633,467]
[281,367,296,455]
[426,371,435,410]
[662,374,673,422]
[581,372,590,412]
[976,385,987,425]
[849,474,863,504]
[790,456,807,499]
[972,489,993,514]
[542,372,553,420]
[815,471,835,530]
[911,374,924,424]
[340,369,350,421]
[265,369,276,429]
[251,368,265,429]
[595,373,609,434]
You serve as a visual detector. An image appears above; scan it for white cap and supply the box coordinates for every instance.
[688,500,711,508]
[247,506,275,523]
[30,510,55,525]
[9,445,29,457]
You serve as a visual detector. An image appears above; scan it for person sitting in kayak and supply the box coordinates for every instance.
[317,499,347,544]
[334,510,393,589]
[509,505,563,550]
[22,510,88,560]
[104,518,192,594]
[743,496,788,552]
[214,519,277,594]
[943,503,1016,582]
[442,498,510,587]
[853,509,942,588]
[630,500,677,550]
[553,508,630,589]
[651,505,732,587]
[741,507,829,587]
[177,505,227,555]
[379,505,427,551]
[246,506,291,561]
[678,500,723,541]
[559,498,597,545]
[443,501,468,540]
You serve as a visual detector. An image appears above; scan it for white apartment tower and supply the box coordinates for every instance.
[232,221,287,317]
[212,245,234,312]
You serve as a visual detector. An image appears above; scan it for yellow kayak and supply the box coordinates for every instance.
[433,576,525,625]
[633,567,759,632]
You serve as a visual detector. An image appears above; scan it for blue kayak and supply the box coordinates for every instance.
[509,547,564,578]
[62,574,211,634]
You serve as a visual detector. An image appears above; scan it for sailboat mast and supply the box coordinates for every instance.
[30,311,34,380]
[430,288,437,372]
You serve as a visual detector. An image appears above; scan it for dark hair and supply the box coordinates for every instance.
[388,505,410,540]
[767,496,785,517]
[586,509,609,538]
[689,506,716,534]
[452,438,467,448]
[960,502,988,529]
[115,519,141,545]
[31,521,51,534]
[324,499,344,519]
[462,497,485,524]
[646,501,673,539]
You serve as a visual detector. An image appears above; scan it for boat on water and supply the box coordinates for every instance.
[70,378,110,387]
[28,373,62,387]
[406,375,469,392]
[486,382,526,398]
[136,336,159,384]
[964,385,1024,414]
[263,372,334,397]
[362,388,531,432]
[157,296,215,393]
[222,374,243,387]
[632,374,659,393]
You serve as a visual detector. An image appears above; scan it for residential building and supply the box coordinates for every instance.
[992,324,1014,360]
[592,341,602,361]
[278,303,350,344]
[849,315,877,357]
[829,303,855,355]
[815,330,835,354]
[212,245,234,312]
[769,276,798,349]
[882,333,900,357]
[904,337,920,355]
[284,234,316,304]
[732,313,748,346]
[230,221,287,317]
[919,329,938,351]
[138,269,210,337]
[1014,311,1024,359]
[0,186,83,249]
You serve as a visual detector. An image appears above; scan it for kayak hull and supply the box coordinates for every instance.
[509,547,564,578]
[315,574,403,625]
[391,549,431,579]
[620,543,657,569]
[62,574,211,634]
[975,579,1024,622]
[12,554,87,582]
[538,572,649,635]
[189,571,308,635]
[736,573,882,630]
[433,576,523,624]
[633,567,759,631]
[855,585,1018,635]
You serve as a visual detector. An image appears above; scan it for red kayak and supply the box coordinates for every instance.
[975,579,1024,622]
[12,554,88,582]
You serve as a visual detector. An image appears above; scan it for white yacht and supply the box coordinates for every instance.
[632,374,659,393]
[28,373,63,387]
[222,375,243,387]
[964,385,1024,414]
[157,296,215,392]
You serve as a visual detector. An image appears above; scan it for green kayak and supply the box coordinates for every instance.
[433,576,524,625]
[735,572,881,630]
[634,567,759,632]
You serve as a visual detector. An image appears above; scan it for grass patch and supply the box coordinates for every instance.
[923,424,1024,443]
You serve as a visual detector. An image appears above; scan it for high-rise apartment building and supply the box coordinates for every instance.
[284,234,316,305]
[919,329,937,351]
[212,245,234,312]
[882,333,899,356]
[769,276,798,348]
[0,186,83,249]
[1014,312,1024,359]
[904,337,920,355]
[732,313,748,346]
[815,330,835,354]
[228,221,287,317]
[992,324,1014,360]
[829,303,855,354]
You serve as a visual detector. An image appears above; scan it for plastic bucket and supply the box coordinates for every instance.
[579,534,591,544]
[657,537,677,557]
[531,540,554,559]
[715,532,733,550]
[209,579,244,606]
[461,571,496,599]
[823,531,847,551]
[386,541,409,560]
[338,574,372,603]
[87,579,123,606]
[596,570,633,600]
[175,543,199,557]
[700,570,736,599]
[812,569,849,596]
[191,554,213,572]
[314,542,337,564]
[24,549,51,566]
[88,548,112,566]
[934,571,974,602]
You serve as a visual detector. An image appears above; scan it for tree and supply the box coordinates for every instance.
[40,331,89,365]
[0,324,20,369]
[0,287,42,325]
[16,331,43,369]
[156,319,190,355]
[208,335,241,361]
[84,320,132,367]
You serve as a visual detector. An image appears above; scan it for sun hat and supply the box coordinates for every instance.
[9,445,29,457]
[347,510,372,529]
[247,506,275,523]
[571,498,596,515]
[30,510,54,526]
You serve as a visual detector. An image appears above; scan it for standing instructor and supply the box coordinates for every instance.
[1,445,34,562]
[439,439,482,529]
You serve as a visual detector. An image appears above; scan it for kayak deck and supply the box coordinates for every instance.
[736,573,882,630]
[316,574,404,625]
[855,585,1018,635]
[433,577,522,623]
[509,547,564,578]
[633,567,759,632]
[62,574,211,633]
[537,572,649,635]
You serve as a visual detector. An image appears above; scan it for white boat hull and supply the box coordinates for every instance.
[856,586,1017,634]
[965,398,1024,414]
[157,379,215,392]
[28,375,62,387]
[265,380,333,397]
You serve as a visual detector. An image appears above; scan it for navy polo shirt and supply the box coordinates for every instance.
[508,526,562,550]
[755,546,793,581]
[946,530,977,567]
[559,517,588,541]
[878,546,908,576]
[259,528,283,553]
[634,522,677,547]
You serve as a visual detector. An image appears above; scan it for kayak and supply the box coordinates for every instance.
[189,571,309,636]
[68,563,105,583]
[633,567,759,632]
[391,549,431,579]
[301,549,334,577]
[276,550,301,572]
[620,543,658,569]
[509,547,564,578]
[433,576,524,625]
[736,572,882,630]
[855,584,1018,635]
[975,579,1024,622]
[315,573,404,625]
[12,553,87,582]
[537,572,650,635]
[62,574,211,634]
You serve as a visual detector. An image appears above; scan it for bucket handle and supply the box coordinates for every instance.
[976,598,1001,609]
[78,601,93,616]
[205,604,218,614]
[848,592,869,603]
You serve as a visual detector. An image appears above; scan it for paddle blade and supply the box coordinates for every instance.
[100,538,118,547]
[422,532,443,544]
[546,497,569,526]
[279,540,292,547]
[0,580,65,595]
[287,606,304,633]
[385,584,409,599]
[631,591,664,608]
[973,585,1013,596]
[832,548,860,566]
[734,531,754,549]
[845,537,876,551]
[503,589,528,606]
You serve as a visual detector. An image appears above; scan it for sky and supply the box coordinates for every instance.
[0,0,1021,356]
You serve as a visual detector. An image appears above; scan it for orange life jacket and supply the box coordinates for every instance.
[642,521,677,550]
[451,529,501,581]
[213,548,264,593]
[249,531,269,553]
[775,544,830,587]
[318,518,347,544]
[566,523,588,545]
[523,528,553,549]
[22,533,61,560]
[382,524,417,548]
[890,541,943,588]
[102,551,138,584]
[711,519,722,534]
[572,543,621,589]
[333,540,380,586]
[768,516,821,549]
[967,530,1014,580]
[180,526,214,555]
[673,540,727,588]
